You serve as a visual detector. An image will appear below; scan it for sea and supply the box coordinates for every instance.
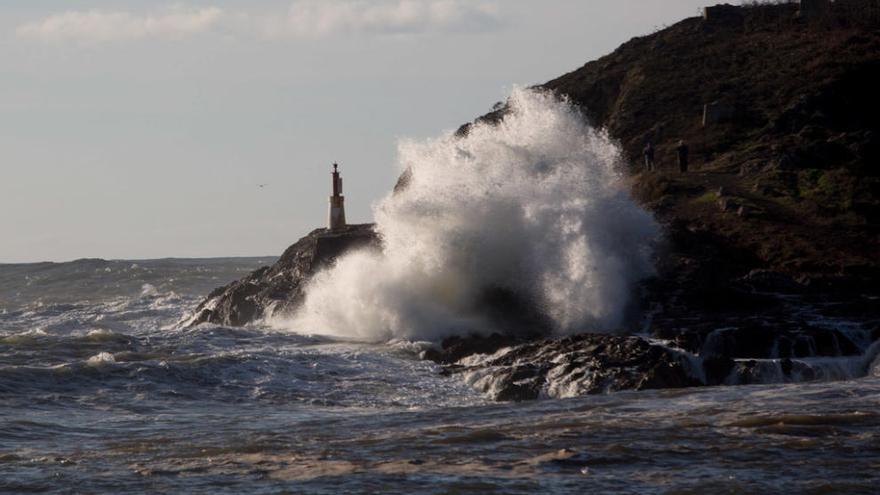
[2,257,879,495]
[4,89,880,494]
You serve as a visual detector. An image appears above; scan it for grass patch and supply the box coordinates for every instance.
[692,191,720,204]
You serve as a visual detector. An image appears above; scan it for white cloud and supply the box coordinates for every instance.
[16,7,225,42]
[15,1,503,43]
[267,0,502,37]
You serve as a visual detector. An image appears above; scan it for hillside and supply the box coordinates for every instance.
[190,2,880,397]
[465,2,879,280]
[565,3,877,270]
[421,2,880,367]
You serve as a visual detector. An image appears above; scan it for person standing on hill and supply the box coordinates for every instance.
[676,139,689,173]
[643,141,655,172]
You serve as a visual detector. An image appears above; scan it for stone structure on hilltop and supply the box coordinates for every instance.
[702,4,742,21]
[799,0,831,18]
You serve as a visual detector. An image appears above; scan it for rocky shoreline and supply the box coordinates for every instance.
[186,220,879,400]
[185,224,379,328]
[186,3,880,400]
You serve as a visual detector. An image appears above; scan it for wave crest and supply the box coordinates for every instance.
[282,88,660,341]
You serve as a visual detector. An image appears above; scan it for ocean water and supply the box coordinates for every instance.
[4,89,879,493]
[2,258,880,494]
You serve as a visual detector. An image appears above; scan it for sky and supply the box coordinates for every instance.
[2,0,729,263]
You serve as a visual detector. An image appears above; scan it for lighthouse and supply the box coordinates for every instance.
[328,163,346,231]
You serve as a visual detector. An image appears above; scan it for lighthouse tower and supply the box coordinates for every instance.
[328,163,346,231]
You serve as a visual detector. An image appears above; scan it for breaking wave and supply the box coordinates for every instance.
[286,88,660,341]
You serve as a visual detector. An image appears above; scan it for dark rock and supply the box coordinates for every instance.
[393,167,412,194]
[818,298,880,319]
[422,333,527,365]
[187,224,380,327]
[797,274,876,295]
[717,197,740,212]
[432,333,703,401]
[703,101,736,126]
[740,160,772,177]
[740,269,804,294]
[475,287,554,337]
[700,323,862,359]
[702,356,736,385]
[700,325,780,359]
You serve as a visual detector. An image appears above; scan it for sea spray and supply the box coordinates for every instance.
[284,88,660,341]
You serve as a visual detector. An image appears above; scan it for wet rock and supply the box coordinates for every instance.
[186,224,380,327]
[797,274,876,296]
[700,325,778,359]
[422,333,527,365]
[702,356,736,385]
[818,298,880,319]
[700,323,862,359]
[740,270,805,294]
[429,333,703,401]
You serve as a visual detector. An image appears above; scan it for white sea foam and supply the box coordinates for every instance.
[86,352,116,366]
[140,284,160,297]
[282,88,660,342]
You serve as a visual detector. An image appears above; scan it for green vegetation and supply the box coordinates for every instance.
[537,1,879,274]
[461,1,879,275]
[692,191,720,204]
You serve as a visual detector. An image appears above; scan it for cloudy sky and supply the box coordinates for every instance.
[3,0,721,263]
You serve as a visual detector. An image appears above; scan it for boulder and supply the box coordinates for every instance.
[429,333,704,401]
[186,224,380,327]
[699,322,862,359]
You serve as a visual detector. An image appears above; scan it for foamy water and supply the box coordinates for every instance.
[286,89,659,342]
[2,259,880,494]
[2,89,879,493]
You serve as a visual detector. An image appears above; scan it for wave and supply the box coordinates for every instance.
[0,257,273,313]
[281,88,660,342]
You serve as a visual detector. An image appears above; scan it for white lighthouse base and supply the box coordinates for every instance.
[329,196,346,231]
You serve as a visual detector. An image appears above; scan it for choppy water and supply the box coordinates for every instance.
[2,259,880,494]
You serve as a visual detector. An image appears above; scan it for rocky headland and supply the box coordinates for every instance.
[190,2,880,400]
[186,224,379,327]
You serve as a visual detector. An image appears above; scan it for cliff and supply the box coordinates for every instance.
[441,1,880,361]
[547,2,879,275]
[464,2,879,276]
